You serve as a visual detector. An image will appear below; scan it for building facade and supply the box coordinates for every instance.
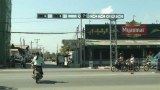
[0,0,12,65]
[84,21,160,66]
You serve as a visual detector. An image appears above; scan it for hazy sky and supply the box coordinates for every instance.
[11,0,160,53]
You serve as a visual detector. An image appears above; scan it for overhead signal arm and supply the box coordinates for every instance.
[37,13,124,67]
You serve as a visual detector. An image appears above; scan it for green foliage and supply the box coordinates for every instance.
[43,51,56,60]
[60,45,70,54]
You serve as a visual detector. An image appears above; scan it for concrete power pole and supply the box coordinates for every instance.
[34,39,40,49]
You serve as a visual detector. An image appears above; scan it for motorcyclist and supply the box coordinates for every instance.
[118,53,124,69]
[31,52,44,76]
[129,54,135,70]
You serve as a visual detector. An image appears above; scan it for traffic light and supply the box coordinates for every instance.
[37,14,48,18]
[81,13,87,19]
[52,14,63,18]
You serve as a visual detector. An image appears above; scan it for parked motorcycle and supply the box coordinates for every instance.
[111,59,140,72]
[144,61,157,71]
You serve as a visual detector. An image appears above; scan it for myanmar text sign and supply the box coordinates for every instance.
[121,26,147,35]
[85,24,160,39]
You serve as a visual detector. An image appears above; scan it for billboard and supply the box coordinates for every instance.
[85,24,160,40]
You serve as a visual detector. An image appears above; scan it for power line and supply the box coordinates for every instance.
[7,31,81,34]
[11,20,60,23]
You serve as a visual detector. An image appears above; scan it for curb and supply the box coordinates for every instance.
[88,66,111,70]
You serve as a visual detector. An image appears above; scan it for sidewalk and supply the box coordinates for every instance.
[87,66,111,69]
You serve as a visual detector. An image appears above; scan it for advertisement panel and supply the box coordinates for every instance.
[121,25,147,35]
[85,24,160,40]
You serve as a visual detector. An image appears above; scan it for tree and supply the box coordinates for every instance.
[43,51,50,60]
[43,51,56,61]
[51,52,56,60]
[60,45,70,54]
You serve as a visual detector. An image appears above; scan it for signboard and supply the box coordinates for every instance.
[85,24,160,40]
[121,25,147,35]
[85,25,110,39]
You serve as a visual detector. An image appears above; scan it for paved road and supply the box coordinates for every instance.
[0,68,160,90]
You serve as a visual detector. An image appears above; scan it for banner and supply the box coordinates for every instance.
[85,24,160,39]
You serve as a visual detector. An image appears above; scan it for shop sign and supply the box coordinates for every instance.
[85,24,160,39]
[121,25,147,35]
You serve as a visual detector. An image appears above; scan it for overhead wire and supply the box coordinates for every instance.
[6,31,81,34]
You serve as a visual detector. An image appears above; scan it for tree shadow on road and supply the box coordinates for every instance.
[0,86,17,90]
[39,80,67,84]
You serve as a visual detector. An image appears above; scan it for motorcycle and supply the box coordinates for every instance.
[144,61,157,71]
[111,59,140,72]
[32,67,43,84]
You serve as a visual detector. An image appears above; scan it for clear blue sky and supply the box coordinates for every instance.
[11,0,160,53]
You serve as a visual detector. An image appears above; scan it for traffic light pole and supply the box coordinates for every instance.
[109,18,118,67]
[80,18,83,66]
[37,13,124,67]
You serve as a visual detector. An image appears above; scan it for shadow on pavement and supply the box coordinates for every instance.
[0,86,17,90]
[39,80,68,84]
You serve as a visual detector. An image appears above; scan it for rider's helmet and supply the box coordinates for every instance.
[35,52,40,56]
[131,54,134,57]
[119,53,123,56]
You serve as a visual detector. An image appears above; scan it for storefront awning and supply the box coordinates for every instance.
[85,39,160,48]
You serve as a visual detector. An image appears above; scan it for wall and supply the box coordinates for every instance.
[0,0,11,65]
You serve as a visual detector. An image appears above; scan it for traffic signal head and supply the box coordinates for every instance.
[52,14,63,18]
[37,14,48,19]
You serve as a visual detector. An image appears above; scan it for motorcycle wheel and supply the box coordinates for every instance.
[144,65,149,71]
[134,66,140,72]
[111,66,118,72]
[35,73,40,84]
[121,66,127,72]
[36,78,39,84]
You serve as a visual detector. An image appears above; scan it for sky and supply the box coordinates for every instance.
[11,0,160,53]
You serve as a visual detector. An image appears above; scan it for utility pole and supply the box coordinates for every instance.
[57,44,58,54]
[82,27,85,66]
[20,37,22,48]
[34,39,40,49]
[76,25,79,64]
[30,41,34,49]
[37,13,124,66]
[80,18,83,66]
[42,47,45,54]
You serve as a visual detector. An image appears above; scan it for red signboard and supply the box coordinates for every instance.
[121,25,147,35]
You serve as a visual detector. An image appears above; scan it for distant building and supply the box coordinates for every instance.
[0,0,12,65]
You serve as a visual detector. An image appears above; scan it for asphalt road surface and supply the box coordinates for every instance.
[0,63,160,90]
